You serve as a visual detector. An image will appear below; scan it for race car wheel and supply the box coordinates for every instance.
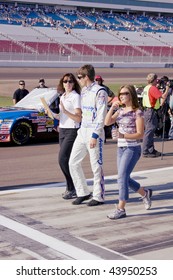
[11,121,32,145]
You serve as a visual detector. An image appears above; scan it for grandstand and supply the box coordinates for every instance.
[0,0,173,67]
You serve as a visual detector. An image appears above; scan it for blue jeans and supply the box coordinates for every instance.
[117,145,141,201]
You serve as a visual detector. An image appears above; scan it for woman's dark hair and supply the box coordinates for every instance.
[118,85,139,110]
[57,73,81,95]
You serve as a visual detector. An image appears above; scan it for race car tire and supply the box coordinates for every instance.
[11,121,32,145]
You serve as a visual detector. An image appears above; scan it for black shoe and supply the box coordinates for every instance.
[143,150,161,158]
[62,190,76,200]
[87,199,104,206]
[72,194,92,205]
[147,189,153,198]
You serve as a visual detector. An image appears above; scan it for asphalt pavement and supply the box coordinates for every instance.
[0,165,173,260]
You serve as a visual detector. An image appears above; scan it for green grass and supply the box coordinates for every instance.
[107,83,145,95]
[0,96,13,107]
[107,83,121,95]
[0,83,144,107]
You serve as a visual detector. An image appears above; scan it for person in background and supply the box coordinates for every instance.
[13,80,29,104]
[155,76,171,139]
[36,78,58,130]
[53,73,82,199]
[142,73,170,157]
[95,75,115,142]
[37,78,48,88]
[105,85,152,219]
[69,64,108,206]
[95,75,115,105]
[168,108,173,140]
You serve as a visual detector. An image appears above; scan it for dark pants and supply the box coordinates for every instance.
[58,128,78,192]
[142,108,158,154]
[155,106,171,138]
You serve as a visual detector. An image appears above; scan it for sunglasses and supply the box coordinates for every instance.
[77,75,86,80]
[19,83,25,86]
[119,92,129,96]
[63,80,73,84]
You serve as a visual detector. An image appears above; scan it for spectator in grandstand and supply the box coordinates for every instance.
[13,80,29,104]
[53,73,82,200]
[69,64,108,206]
[142,73,170,158]
[105,85,152,220]
[36,78,48,89]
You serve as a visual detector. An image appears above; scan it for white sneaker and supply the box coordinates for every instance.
[142,189,152,210]
[107,208,126,220]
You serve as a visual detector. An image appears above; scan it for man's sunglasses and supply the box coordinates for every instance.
[19,83,25,85]
[77,75,86,80]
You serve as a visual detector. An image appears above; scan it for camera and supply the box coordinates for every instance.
[169,79,173,89]
[157,78,165,90]
[157,77,173,90]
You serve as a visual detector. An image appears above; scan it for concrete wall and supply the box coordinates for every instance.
[0,60,166,68]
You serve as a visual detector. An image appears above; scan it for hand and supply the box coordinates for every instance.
[118,132,124,139]
[166,81,170,88]
[60,101,66,113]
[111,100,121,110]
[90,138,97,149]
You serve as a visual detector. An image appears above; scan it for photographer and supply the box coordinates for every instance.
[142,73,170,158]
[156,76,172,139]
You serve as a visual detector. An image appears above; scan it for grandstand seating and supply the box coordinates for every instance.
[0,2,173,60]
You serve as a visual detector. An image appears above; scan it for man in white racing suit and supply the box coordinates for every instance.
[69,64,108,206]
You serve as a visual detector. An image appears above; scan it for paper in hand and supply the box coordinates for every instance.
[40,97,54,119]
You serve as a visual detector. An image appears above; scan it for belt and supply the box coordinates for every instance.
[144,107,158,111]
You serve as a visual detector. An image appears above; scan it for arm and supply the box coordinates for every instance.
[104,101,120,126]
[119,113,144,140]
[13,90,17,105]
[160,84,170,106]
[60,100,82,123]
[91,89,108,139]
[124,116,144,140]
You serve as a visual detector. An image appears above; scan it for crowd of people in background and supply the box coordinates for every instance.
[1,2,173,33]
[11,65,173,219]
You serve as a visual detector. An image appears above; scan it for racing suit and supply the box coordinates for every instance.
[69,82,108,202]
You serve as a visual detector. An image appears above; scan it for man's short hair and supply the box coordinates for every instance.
[147,73,157,83]
[78,64,95,82]
[39,78,45,83]
[19,80,25,85]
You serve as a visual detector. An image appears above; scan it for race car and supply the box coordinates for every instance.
[0,88,59,145]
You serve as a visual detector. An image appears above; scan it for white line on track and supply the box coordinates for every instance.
[0,167,172,260]
[0,215,102,260]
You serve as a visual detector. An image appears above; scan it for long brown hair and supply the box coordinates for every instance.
[57,73,81,95]
[118,85,139,110]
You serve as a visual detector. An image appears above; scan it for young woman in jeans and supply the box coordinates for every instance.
[53,73,82,200]
[105,85,152,219]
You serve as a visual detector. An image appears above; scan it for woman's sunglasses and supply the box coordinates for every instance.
[63,80,73,84]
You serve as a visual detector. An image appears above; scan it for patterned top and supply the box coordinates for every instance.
[116,108,144,147]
